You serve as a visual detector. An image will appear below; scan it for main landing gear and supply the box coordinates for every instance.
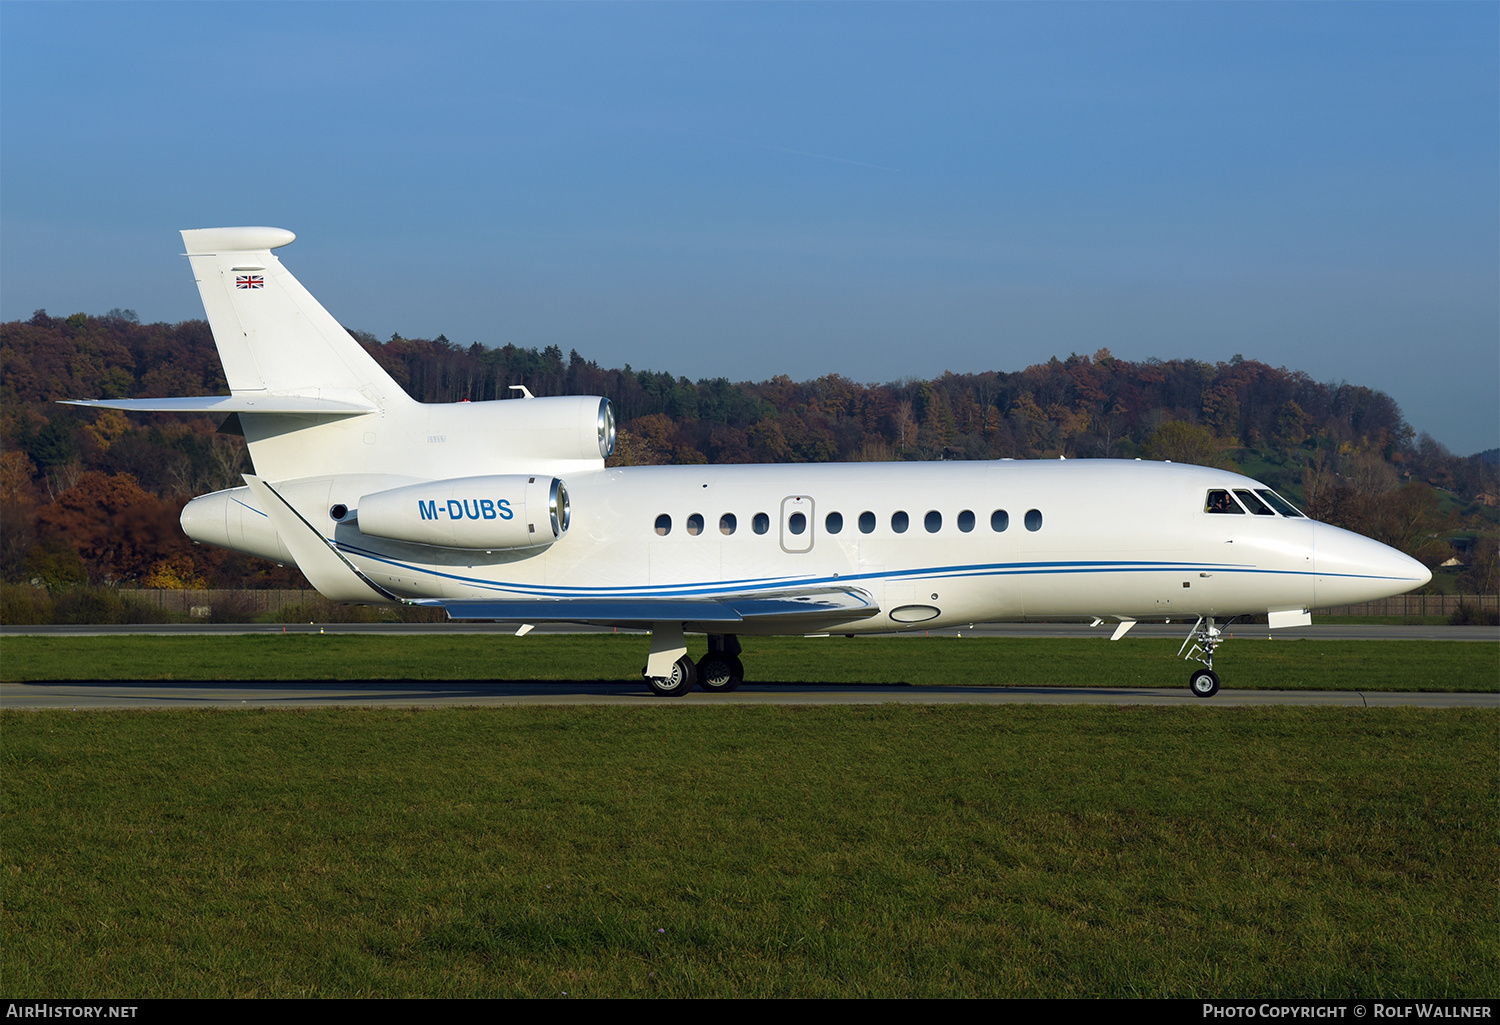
[642,628,744,697]
[1178,616,1226,698]
[645,655,696,698]
[697,634,744,693]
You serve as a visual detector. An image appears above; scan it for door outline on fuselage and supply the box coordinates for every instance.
[779,495,814,554]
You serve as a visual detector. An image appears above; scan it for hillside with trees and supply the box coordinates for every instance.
[3,310,1495,616]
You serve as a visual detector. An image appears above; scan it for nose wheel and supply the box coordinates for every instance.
[1189,668,1220,698]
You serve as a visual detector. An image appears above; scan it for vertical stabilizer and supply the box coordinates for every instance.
[180,227,410,410]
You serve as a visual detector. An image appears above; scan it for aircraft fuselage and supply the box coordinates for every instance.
[184,457,1425,635]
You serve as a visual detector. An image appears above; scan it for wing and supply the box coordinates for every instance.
[420,588,881,630]
[244,476,881,628]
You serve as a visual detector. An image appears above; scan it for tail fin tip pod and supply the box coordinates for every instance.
[181,226,296,254]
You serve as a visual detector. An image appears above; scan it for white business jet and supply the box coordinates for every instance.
[66,228,1431,698]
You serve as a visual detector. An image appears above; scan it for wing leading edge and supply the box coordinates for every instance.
[61,396,376,415]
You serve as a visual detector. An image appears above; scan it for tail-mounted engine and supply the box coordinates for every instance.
[350,475,570,550]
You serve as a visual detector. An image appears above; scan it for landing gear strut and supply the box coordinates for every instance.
[644,622,695,697]
[1179,616,1225,698]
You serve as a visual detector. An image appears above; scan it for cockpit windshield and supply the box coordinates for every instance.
[1205,487,1306,517]
[1235,489,1275,515]
[1254,489,1305,517]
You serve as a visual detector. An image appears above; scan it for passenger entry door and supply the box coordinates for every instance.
[779,495,815,554]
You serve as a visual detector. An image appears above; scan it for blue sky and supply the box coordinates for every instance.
[3,2,1496,453]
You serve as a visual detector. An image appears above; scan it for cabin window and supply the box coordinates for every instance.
[924,510,942,533]
[1205,490,1245,514]
[1025,509,1043,531]
[686,513,704,536]
[892,511,909,533]
[753,512,770,534]
[720,513,737,535]
[788,512,807,535]
[991,509,1009,532]
[859,511,876,534]
[1234,490,1275,516]
[655,514,671,536]
[826,511,843,534]
[958,510,975,532]
[1256,489,1305,517]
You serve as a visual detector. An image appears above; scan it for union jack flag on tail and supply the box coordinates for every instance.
[235,275,264,289]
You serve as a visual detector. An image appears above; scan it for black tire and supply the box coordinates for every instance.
[646,655,696,697]
[1189,668,1220,698]
[697,653,743,693]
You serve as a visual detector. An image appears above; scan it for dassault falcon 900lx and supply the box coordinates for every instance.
[66,228,1432,697]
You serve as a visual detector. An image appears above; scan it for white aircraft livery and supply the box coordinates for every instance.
[67,227,1433,697]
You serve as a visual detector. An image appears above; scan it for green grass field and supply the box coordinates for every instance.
[2,633,1497,691]
[2,704,1494,997]
[4,636,1495,996]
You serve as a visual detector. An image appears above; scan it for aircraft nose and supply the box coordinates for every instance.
[1313,523,1431,608]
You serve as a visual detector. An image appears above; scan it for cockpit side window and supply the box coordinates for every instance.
[1204,490,1245,514]
[1234,490,1276,515]
[1255,489,1305,517]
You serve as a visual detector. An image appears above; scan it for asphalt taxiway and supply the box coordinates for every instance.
[5,623,1493,709]
[2,679,1494,710]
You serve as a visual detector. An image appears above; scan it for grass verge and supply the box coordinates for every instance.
[2,705,1494,997]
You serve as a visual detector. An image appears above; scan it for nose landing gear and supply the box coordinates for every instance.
[1179,616,1225,698]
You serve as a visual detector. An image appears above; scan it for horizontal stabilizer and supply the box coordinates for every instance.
[61,396,376,416]
[423,587,880,627]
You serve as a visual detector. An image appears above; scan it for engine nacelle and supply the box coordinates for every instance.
[352,475,570,550]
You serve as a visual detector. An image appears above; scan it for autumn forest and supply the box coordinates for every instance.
[2,309,1495,620]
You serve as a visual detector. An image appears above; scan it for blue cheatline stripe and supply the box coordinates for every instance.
[327,541,1419,601]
